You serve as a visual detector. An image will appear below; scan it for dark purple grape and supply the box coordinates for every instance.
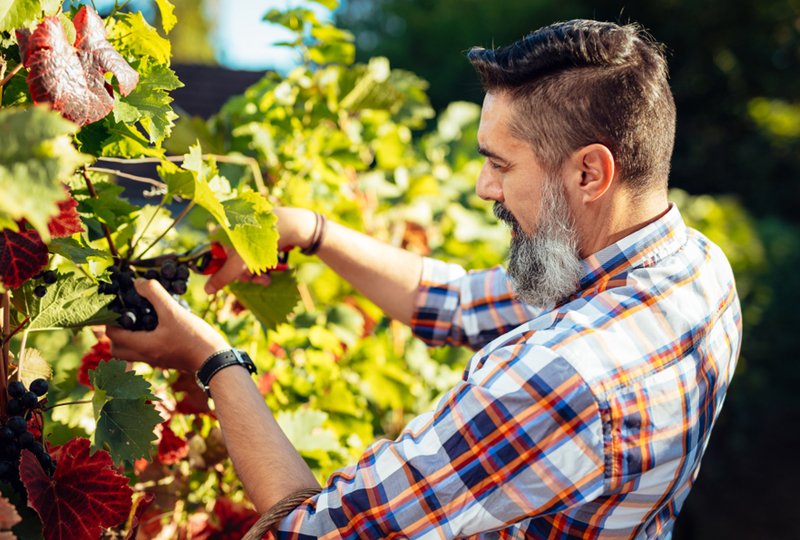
[30,379,48,397]
[34,285,47,298]
[8,381,25,399]
[144,269,160,280]
[30,441,45,457]
[2,441,19,458]
[123,288,143,307]
[42,270,57,284]
[17,432,34,448]
[6,399,22,416]
[161,260,177,279]
[21,391,38,409]
[7,416,26,435]
[0,461,12,477]
[119,311,137,329]
[141,314,158,331]
[170,280,188,295]
[0,427,14,443]
[175,264,190,280]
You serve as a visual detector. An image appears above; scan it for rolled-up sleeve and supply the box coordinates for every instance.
[275,345,606,539]
[410,258,541,351]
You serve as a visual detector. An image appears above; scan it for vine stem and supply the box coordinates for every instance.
[42,399,93,411]
[1,292,9,413]
[96,154,267,193]
[17,329,29,381]
[87,166,167,189]
[128,196,167,257]
[82,167,120,261]
[133,201,195,261]
[0,64,22,89]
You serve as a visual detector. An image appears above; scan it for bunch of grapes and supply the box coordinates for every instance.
[98,259,191,331]
[0,379,55,489]
[31,270,57,298]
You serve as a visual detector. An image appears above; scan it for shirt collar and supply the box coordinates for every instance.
[576,203,687,295]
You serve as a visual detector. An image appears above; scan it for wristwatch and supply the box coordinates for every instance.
[195,349,257,396]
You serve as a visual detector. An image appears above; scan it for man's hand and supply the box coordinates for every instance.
[106,279,229,372]
[204,207,317,295]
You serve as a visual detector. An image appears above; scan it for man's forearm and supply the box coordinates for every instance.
[315,219,424,325]
[206,364,320,512]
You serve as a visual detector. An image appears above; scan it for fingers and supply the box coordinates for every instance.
[106,326,149,362]
[205,250,248,295]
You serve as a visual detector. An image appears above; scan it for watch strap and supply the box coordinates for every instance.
[196,349,256,396]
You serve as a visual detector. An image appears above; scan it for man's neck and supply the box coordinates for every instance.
[577,190,670,258]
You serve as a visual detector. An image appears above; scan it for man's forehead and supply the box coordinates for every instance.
[478,93,530,156]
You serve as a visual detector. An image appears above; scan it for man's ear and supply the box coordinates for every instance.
[569,144,616,204]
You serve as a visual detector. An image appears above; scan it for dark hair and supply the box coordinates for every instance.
[467,20,676,191]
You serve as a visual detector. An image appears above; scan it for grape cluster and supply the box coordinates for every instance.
[0,379,55,488]
[98,259,191,331]
[31,270,57,298]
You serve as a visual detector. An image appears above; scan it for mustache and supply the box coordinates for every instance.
[493,203,521,232]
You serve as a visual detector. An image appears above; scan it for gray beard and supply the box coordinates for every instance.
[493,178,583,308]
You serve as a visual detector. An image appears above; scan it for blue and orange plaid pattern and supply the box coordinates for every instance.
[277,204,741,539]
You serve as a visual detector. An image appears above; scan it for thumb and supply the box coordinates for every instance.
[133,278,177,312]
[204,250,247,295]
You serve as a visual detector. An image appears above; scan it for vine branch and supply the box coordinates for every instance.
[82,167,120,261]
[0,64,22,89]
[88,166,167,189]
[1,292,10,412]
[133,202,195,260]
[43,399,93,411]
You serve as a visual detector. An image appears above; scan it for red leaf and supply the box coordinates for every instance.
[257,372,277,396]
[172,371,211,415]
[157,423,188,465]
[193,498,260,540]
[20,438,133,540]
[77,339,112,388]
[124,492,155,540]
[0,227,48,289]
[47,194,83,239]
[16,6,139,126]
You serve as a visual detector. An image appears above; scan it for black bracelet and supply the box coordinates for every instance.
[300,212,327,256]
[195,349,257,397]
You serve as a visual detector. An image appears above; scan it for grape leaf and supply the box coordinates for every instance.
[0,0,42,33]
[0,493,20,538]
[0,106,90,236]
[228,272,301,333]
[90,359,161,464]
[157,423,188,465]
[17,6,139,126]
[222,198,258,227]
[47,193,83,238]
[113,59,182,144]
[159,146,228,226]
[107,11,170,65]
[0,227,47,289]
[275,408,342,453]
[47,236,106,264]
[11,271,115,330]
[75,180,137,230]
[18,347,52,388]
[223,190,278,273]
[20,438,133,540]
[154,0,176,33]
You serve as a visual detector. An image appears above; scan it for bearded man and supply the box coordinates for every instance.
[108,19,741,539]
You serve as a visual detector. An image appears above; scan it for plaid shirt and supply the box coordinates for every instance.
[277,204,741,539]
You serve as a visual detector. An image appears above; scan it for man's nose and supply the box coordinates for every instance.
[475,163,503,202]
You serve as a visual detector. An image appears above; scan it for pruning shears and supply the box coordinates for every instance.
[129,241,292,275]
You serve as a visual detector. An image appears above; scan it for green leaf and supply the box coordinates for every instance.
[90,360,161,465]
[154,0,177,33]
[0,0,41,33]
[18,348,52,389]
[114,60,183,144]
[107,11,171,65]
[223,190,278,273]
[11,272,114,331]
[228,272,301,333]
[75,181,138,230]
[159,145,228,226]
[222,198,258,227]
[307,0,339,9]
[48,237,108,264]
[77,119,164,159]
[275,408,342,453]
[0,106,91,236]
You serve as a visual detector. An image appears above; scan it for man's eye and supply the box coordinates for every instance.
[489,161,502,170]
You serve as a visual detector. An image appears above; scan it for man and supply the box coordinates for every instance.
[107,19,741,538]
